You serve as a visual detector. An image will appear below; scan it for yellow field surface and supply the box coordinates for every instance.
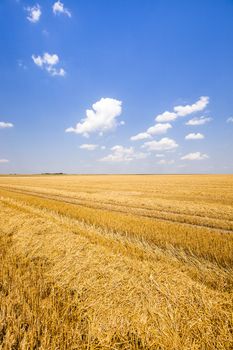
[0,174,233,349]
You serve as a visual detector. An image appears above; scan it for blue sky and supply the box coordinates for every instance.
[0,0,233,174]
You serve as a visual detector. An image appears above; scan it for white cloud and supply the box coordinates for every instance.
[181,152,209,161]
[79,144,98,151]
[155,154,165,158]
[130,97,209,145]
[142,137,178,152]
[0,122,14,129]
[130,132,152,141]
[147,123,172,135]
[154,96,209,122]
[186,116,212,126]
[100,145,148,162]
[185,133,204,140]
[46,66,66,76]
[26,4,41,23]
[53,1,71,17]
[174,96,209,117]
[158,159,175,165]
[66,98,123,137]
[32,55,44,67]
[131,123,172,142]
[43,53,59,65]
[131,96,210,144]
[155,111,177,122]
[32,53,65,76]
[0,159,9,163]
[227,117,233,123]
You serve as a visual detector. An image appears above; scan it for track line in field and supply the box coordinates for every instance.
[0,186,232,234]
[1,184,232,223]
[1,196,232,293]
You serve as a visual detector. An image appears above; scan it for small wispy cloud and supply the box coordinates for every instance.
[174,96,209,117]
[52,1,71,17]
[18,60,27,70]
[181,152,209,161]
[185,133,204,140]
[155,111,177,122]
[0,159,9,163]
[142,137,178,152]
[130,132,152,141]
[26,4,41,23]
[186,116,212,126]
[42,29,49,36]
[79,144,99,151]
[100,145,148,162]
[32,53,66,76]
[227,117,233,123]
[147,123,172,135]
[155,96,209,122]
[131,123,172,141]
[0,122,14,129]
[157,159,175,165]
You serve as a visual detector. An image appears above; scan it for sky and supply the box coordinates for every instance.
[0,0,233,174]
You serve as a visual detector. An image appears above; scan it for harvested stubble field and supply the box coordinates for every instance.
[0,175,233,350]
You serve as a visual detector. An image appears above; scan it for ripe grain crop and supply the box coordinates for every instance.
[0,175,233,349]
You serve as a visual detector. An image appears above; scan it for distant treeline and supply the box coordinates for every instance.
[41,173,66,175]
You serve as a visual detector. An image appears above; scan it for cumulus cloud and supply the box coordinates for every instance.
[185,133,204,140]
[26,4,41,23]
[147,123,172,135]
[130,97,209,143]
[227,117,233,123]
[52,1,71,17]
[156,96,209,121]
[79,144,98,151]
[32,53,59,67]
[155,154,165,158]
[181,152,209,161]
[0,159,9,163]
[142,137,178,152]
[130,132,152,141]
[42,53,59,65]
[155,111,177,122]
[32,53,66,76]
[174,96,209,117]
[100,145,148,162]
[131,123,172,142]
[66,98,123,137]
[0,122,14,129]
[185,116,212,126]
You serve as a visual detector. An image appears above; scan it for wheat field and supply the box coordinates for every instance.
[0,174,233,349]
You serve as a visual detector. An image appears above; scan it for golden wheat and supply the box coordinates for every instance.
[0,175,233,349]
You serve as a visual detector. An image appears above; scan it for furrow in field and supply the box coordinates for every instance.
[1,197,232,294]
[1,201,232,349]
[1,188,233,268]
[1,184,233,222]
[0,185,233,233]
